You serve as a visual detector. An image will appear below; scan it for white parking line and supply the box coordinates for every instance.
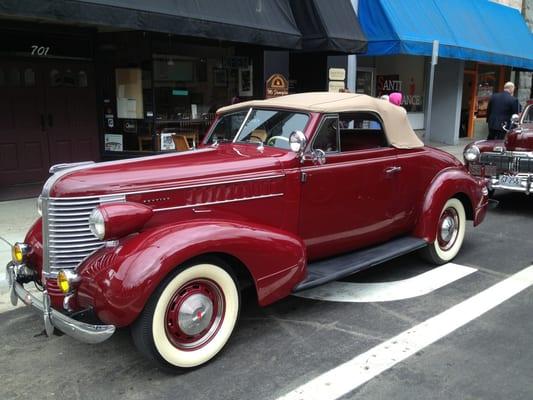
[293,263,477,302]
[278,265,533,400]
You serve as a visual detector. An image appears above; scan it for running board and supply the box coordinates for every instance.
[293,237,427,292]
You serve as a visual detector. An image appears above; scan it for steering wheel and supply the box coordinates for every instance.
[266,136,289,146]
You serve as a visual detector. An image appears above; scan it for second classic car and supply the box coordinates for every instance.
[464,103,533,195]
[6,92,488,370]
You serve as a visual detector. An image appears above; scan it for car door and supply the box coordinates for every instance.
[298,113,402,261]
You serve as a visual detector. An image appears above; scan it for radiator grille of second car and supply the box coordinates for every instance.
[479,153,533,174]
[43,195,125,275]
[479,153,513,173]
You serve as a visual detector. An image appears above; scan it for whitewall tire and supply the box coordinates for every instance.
[421,198,466,265]
[132,261,240,369]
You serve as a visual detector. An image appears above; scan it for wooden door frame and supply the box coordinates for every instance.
[464,65,478,138]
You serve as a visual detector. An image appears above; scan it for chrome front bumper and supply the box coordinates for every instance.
[6,262,115,344]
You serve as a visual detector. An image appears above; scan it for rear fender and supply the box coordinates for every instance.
[413,167,487,243]
[77,219,306,327]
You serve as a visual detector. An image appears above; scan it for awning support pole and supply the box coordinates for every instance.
[424,40,439,145]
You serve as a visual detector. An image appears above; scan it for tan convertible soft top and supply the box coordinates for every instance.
[218,92,424,149]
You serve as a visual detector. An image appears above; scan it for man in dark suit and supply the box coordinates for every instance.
[486,81,520,140]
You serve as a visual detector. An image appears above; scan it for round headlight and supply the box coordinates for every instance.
[463,145,480,162]
[37,195,43,216]
[89,208,106,240]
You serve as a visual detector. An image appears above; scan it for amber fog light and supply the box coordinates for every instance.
[12,243,31,264]
[57,270,81,294]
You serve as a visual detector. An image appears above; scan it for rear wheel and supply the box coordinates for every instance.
[421,198,466,265]
[132,261,240,370]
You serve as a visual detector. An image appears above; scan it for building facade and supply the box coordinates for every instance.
[353,0,533,144]
[0,0,366,188]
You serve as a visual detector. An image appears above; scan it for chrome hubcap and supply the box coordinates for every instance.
[178,294,214,336]
[165,279,225,350]
[438,208,459,251]
[440,216,455,243]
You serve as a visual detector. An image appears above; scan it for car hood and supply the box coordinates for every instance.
[48,144,288,197]
[504,126,533,151]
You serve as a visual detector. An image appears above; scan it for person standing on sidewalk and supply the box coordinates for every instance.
[486,81,520,140]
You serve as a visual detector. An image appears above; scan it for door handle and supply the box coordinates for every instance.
[48,114,53,128]
[385,166,402,174]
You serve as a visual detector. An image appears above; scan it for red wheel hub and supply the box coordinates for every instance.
[165,279,225,351]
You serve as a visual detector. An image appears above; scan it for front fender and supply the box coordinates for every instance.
[413,167,488,243]
[77,219,306,327]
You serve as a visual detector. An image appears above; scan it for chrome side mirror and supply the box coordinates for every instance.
[289,131,307,156]
[301,149,326,165]
[511,114,520,125]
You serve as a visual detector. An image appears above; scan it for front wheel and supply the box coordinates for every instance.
[132,262,240,370]
[420,198,466,265]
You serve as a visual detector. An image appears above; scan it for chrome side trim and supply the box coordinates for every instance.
[154,193,285,212]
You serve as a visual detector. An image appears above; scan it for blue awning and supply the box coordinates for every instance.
[358,0,533,70]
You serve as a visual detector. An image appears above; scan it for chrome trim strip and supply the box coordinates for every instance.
[153,193,285,212]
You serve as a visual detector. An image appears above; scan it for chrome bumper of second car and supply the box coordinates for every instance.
[6,262,115,344]
[488,174,533,194]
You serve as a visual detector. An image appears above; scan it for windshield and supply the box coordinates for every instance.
[233,109,309,150]
[205,111,248,145]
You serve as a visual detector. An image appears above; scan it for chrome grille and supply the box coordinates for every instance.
[43,195,125,276]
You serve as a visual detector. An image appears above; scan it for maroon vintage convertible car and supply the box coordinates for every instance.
[6,92,488,369]
[464,103,533,195]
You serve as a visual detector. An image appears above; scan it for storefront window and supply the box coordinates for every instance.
[369,55,426,113]
[99,31,256,155]
[153,53,238,151]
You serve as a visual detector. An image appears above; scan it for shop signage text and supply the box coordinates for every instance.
[328,68,346,81]
[266,73,289,98]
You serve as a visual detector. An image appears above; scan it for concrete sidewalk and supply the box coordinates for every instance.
[0,198,39,312]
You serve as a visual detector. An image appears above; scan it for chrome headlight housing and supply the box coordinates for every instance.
[89,208,105,240]
[463,145,480,163]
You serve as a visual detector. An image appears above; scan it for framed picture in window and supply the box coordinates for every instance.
[238,66,253,97]
[214,68,227,87]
